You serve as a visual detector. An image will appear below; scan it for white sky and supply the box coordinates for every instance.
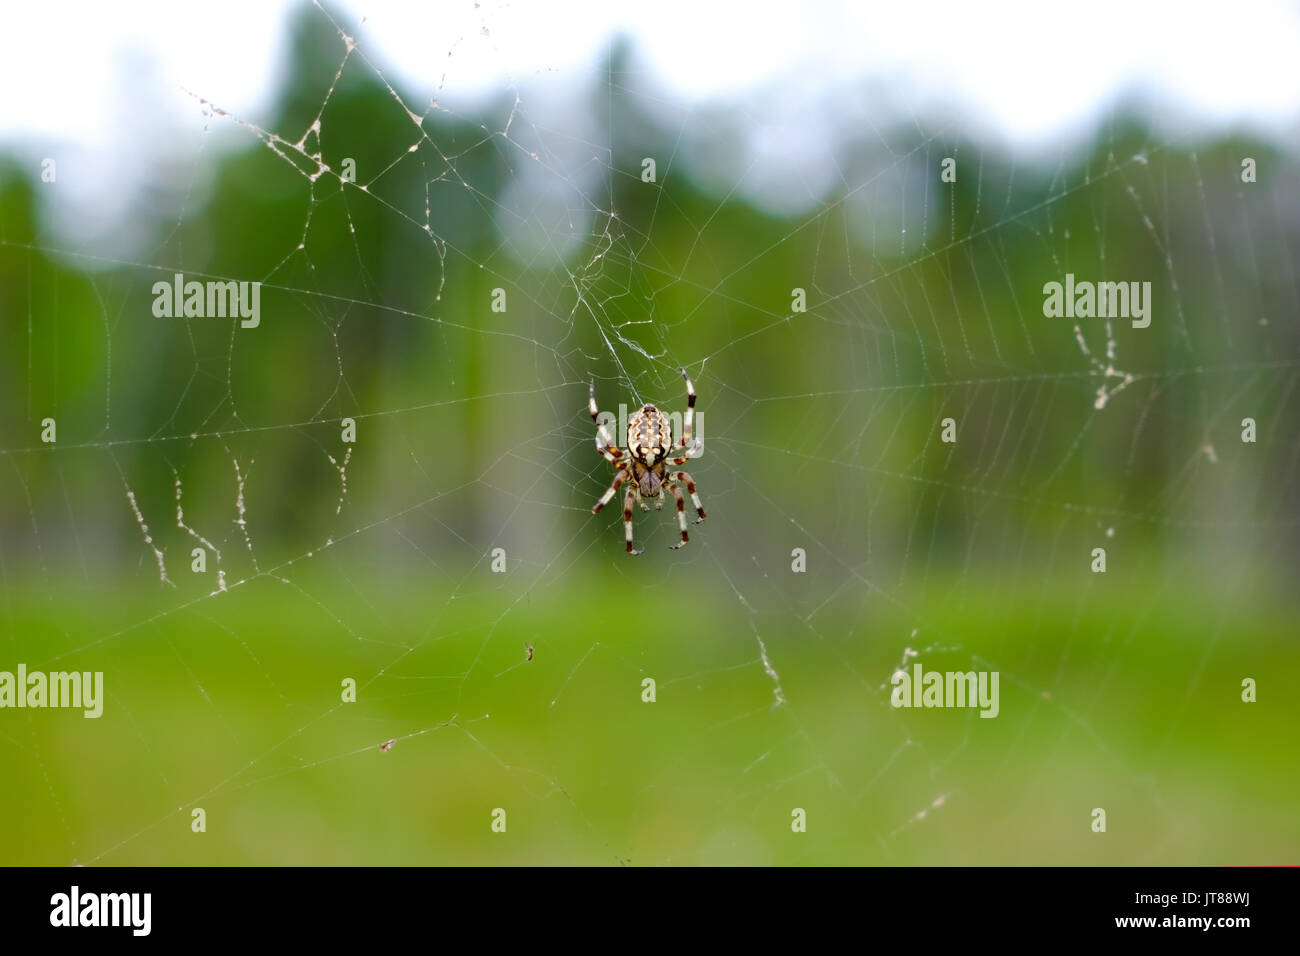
[4,0,1299,244]
[7,0,1300,141]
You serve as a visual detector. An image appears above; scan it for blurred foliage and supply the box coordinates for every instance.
[0,9,1296,568]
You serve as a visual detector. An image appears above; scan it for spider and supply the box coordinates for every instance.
[589,369,706,555]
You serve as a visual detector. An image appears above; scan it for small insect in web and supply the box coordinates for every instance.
[379,739,395,753]
[589,369,706,555]
[525,643,534,662]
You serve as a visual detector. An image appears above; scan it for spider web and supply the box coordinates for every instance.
[2,1,1299,866]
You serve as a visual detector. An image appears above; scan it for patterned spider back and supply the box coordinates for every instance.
[627,404,673,467]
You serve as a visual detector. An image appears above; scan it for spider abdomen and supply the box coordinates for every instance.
[627,404,673,465]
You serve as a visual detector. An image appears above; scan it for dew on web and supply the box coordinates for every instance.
[123,487,172,587]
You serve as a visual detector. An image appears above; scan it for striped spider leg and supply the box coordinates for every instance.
[589,381,624,464]
[668,368,706,527]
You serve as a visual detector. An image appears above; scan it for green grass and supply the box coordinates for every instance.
[1,562,1297,865]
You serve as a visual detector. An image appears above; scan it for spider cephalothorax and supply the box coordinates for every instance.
[589,370,706,555]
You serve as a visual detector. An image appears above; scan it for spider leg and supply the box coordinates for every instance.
[622,484,642,555]
[589,382,624,464]
[591,470,628,514]
[668,481,690,549]
[679,367,696,449]
[669,444,700,466]
[674,470,706,523]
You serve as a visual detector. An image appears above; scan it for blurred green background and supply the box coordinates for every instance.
[1,7,1297,865]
